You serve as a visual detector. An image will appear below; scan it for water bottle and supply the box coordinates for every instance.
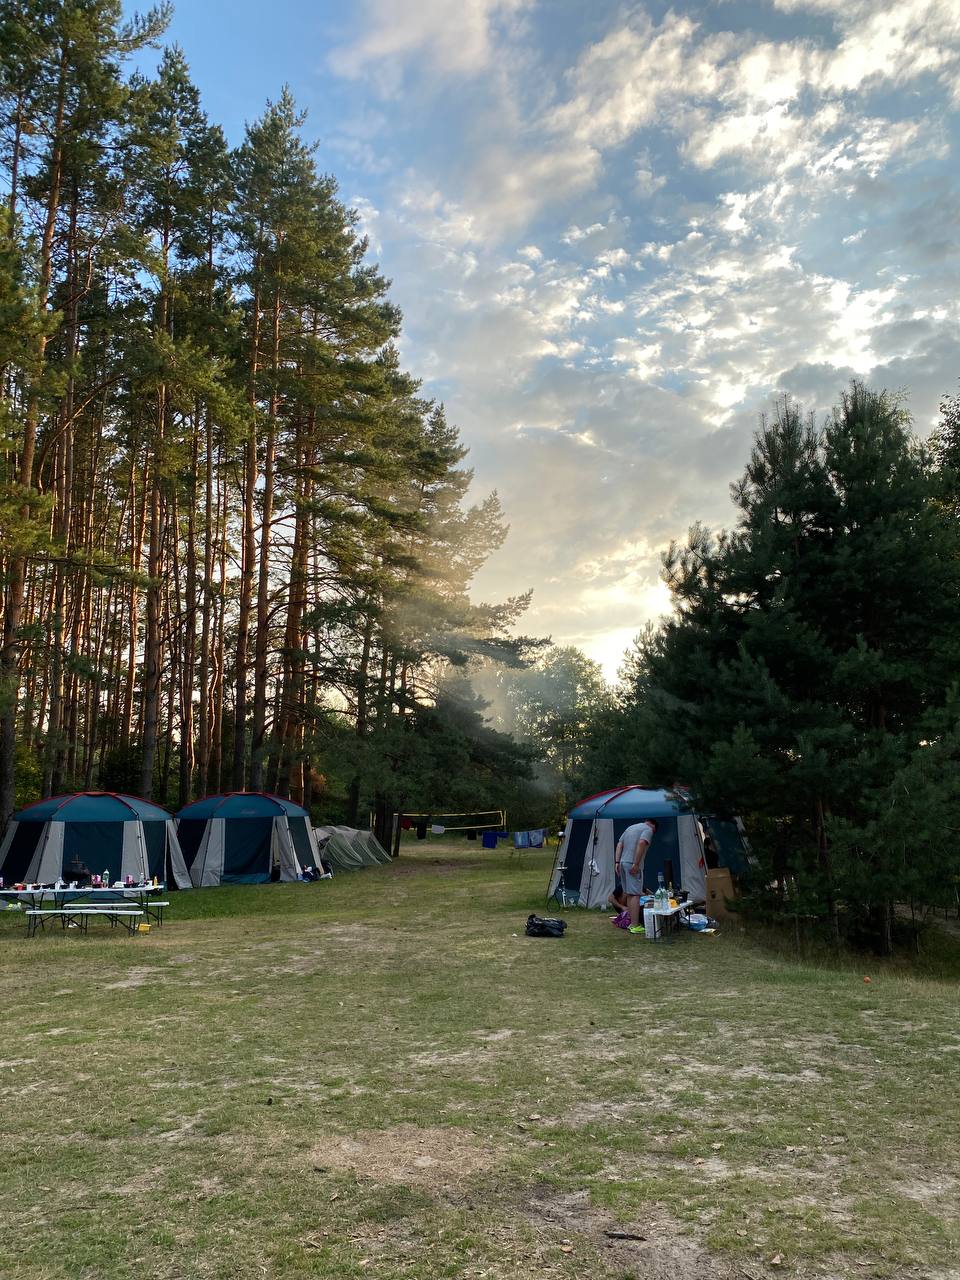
[103,868,110,889]
[657,872,666,910]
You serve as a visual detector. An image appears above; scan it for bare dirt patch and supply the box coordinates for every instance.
[523,1186,742,1278]
[895,1172,959,1209]
[311,1124,501,1192]
[102,965,165,990]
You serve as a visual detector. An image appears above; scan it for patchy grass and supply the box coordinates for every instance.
[0,839,958,1279]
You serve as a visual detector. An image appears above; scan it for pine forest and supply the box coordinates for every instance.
[0,2,535,834]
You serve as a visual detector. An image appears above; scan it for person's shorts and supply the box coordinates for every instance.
[620,864,644,896]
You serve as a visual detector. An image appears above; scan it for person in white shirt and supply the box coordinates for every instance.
[614,819,658,930]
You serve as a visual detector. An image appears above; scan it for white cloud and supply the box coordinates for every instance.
[548,13,730,149]
[333,0,960,667]
[635,165,667,198]
[330,0,532,79]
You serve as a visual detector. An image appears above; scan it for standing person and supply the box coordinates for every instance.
[614,818,658,932]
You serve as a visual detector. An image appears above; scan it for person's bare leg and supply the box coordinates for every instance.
[627,893,641,927]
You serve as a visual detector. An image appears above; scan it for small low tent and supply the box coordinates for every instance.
[316,825,392,871]
[176,792,322,886]
[548,786,709,909]
[0,791,191,888]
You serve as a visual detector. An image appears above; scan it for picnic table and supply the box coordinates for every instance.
[0,884,168,935]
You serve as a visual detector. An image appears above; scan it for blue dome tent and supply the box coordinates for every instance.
[176,793,322,886]
[548,786,711,909]
[0,792,191,888]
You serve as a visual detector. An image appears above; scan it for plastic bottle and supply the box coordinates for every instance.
[656,872,666,910]
[103,868,110,889]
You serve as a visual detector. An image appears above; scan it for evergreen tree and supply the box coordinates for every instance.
[596,384,960,948]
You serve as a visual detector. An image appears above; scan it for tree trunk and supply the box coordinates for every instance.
[0,49,67,821]
[233,273,261,790]
[250,285,280,790]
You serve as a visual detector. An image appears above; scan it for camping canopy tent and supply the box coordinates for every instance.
[176,793,322,886]
[0,791,191,888]
[316,826,392,871]
[548,786,708,909]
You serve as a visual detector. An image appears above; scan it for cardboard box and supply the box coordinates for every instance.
[705,868,736,918]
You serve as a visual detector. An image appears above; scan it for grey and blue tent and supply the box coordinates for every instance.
[176,792,323,886]
[0,791,191,887]
[548,786,742,909]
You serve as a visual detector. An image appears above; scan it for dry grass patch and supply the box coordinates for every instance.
[311,1124,501,1193]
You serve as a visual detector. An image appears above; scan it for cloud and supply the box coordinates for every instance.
[547,13,731,149]
[330,0,960,673]
[330,0,532,80]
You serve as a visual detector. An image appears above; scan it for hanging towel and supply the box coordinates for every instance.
[467,830,477,841]
[513,831,530,849]
[482,832,498,849]
[528,829,545,848]
[416,822,427,840]
[431,824,445,835]
[401,817,412,831]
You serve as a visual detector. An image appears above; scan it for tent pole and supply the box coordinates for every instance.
[392,811,402,859]
[546,823,568,907]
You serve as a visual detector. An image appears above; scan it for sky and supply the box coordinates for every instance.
[135,0,960,678]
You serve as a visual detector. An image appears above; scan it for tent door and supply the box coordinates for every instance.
[578,819,616,909]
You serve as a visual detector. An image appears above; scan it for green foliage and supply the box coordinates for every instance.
[98,743,144,795]
[13,740,41,809]
[587,383,960,949]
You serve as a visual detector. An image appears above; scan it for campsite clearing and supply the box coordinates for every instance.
[0,841,957,1279]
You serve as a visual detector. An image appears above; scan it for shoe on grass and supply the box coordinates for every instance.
[628,925,645,934]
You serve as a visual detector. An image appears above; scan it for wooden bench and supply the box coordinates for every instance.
[26,908,144,937]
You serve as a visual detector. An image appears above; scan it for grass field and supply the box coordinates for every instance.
[1,841,958,1279]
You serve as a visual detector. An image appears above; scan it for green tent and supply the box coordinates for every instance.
[317,825,392,871]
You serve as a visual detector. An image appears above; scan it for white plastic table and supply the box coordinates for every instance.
[0,884,166,922]
[644,901,690,942]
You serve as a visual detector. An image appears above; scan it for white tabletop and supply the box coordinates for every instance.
[0,885,163,899]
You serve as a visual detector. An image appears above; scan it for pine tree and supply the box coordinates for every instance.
[600,384,960,948]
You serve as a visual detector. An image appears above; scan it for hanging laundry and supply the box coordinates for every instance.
[482,831,498,849]
[401,817,412,831]
[416,821,427,840]
[512,829,546,849]
[467,830,477,841]
[431,824,445,835]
